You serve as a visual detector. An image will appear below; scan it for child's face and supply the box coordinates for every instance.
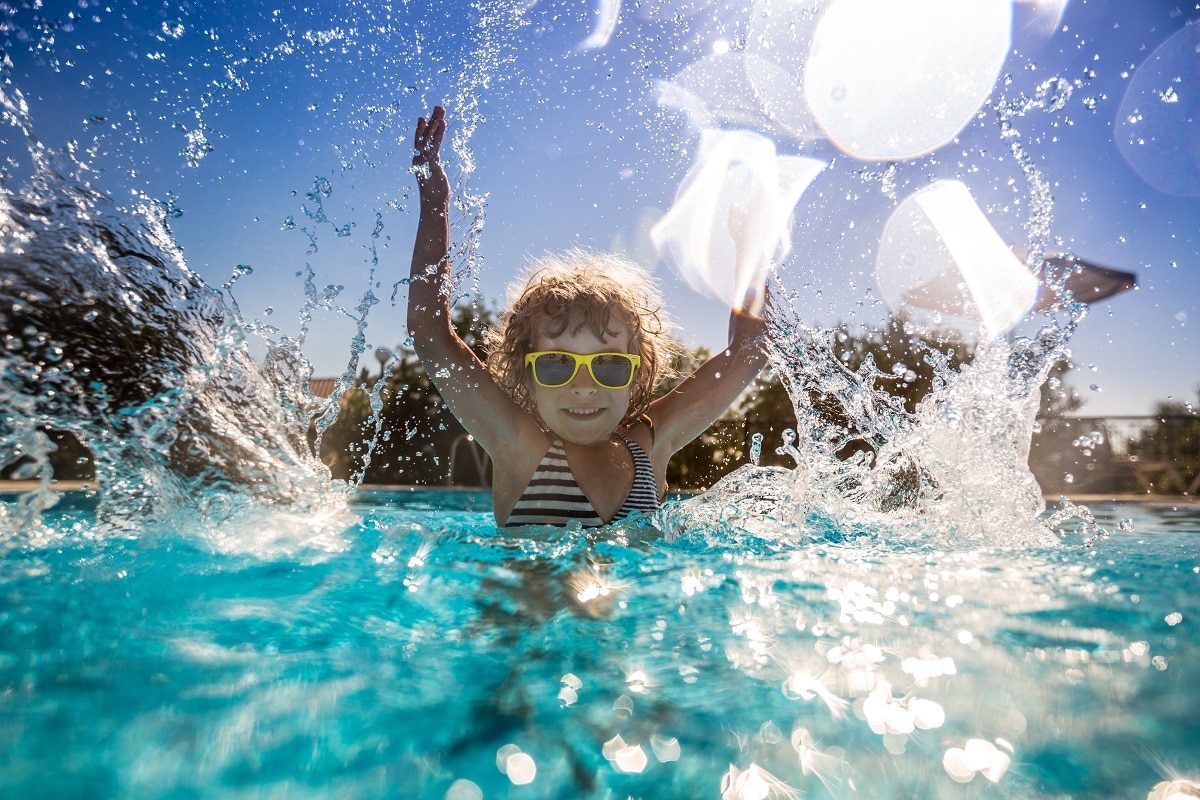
[529,321,634,446]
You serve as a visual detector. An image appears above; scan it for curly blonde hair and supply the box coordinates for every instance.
[484,249,679,424]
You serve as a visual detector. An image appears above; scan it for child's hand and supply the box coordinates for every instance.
[412,105,449,204]
[730,285,771,348]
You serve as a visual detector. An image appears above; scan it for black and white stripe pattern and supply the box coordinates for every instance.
[504,434,659,528]
[610,433,659,521]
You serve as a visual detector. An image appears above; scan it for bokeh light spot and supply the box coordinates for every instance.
[804,0,1012,160]
[613,743,649,773]
[943,738,1012,783]
[496,743,521,774]
[652,129,825,315]
[876,180,1038,339]
[651,735,682,762]
[1116,23,1200,196]
[444,779,483,800]
[505,752,537,785]
[1147,778,1200,800]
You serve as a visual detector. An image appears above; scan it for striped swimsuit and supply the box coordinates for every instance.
[504,433,660,528]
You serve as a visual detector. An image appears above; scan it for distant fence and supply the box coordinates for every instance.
[737,415,1200,496]
[1030,415,1200,495]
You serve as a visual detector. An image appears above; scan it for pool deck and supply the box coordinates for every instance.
[1,480,1197,505]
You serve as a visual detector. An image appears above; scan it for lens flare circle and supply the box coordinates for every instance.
[658,53,794,134]
[743,0,831,140]
[651,129,826,314]
[1115,23,1200,197]
[876,180,1039,339]
[804,0,1012,160]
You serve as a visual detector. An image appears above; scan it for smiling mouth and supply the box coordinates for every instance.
[564,408,604,419]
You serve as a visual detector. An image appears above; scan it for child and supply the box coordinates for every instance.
[408,105,768,527]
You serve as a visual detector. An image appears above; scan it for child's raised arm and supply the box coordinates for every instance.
[408,106,452,335]
[406,106,533,453]
[648,305,770,459]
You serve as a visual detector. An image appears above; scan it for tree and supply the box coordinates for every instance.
[1124,391,1200,493]
[1038,359,1085,418]
[317,302,495,486]
[663,315,984,490]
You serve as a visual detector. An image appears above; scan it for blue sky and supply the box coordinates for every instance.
[2,0,1197,416]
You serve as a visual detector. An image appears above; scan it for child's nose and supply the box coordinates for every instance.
[569,367,598,391]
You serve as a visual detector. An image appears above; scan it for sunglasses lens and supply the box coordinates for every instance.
[590,355,634,388]
[532,353,576,386]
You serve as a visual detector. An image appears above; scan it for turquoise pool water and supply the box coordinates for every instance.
[1,489,1195,799]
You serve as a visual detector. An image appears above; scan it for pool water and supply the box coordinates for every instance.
[1,489,1195,799]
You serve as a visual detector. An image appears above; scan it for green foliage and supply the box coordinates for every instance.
[317,302,494,486]
[1039,359,1085,418]
[1129,392,1200,461]
[1117,391,1200,494]
[666,316,979,489]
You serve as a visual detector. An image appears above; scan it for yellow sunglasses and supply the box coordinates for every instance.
[524,351,642,389]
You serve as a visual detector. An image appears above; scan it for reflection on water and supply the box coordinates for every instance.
[0,492,1196,798]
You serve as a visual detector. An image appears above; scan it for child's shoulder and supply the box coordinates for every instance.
[620,414,655,452]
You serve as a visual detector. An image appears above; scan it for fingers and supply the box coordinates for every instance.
[414,105,446,154]
[428,107,446,149]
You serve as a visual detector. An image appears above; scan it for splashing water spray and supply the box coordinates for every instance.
[652,1,1110,547]
[0,55,346,539]
[0,0,1113,554]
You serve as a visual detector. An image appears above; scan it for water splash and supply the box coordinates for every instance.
[0,76,344,539]
[0,0,1112,555]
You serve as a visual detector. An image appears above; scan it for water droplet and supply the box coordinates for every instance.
[750,432,763,467]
